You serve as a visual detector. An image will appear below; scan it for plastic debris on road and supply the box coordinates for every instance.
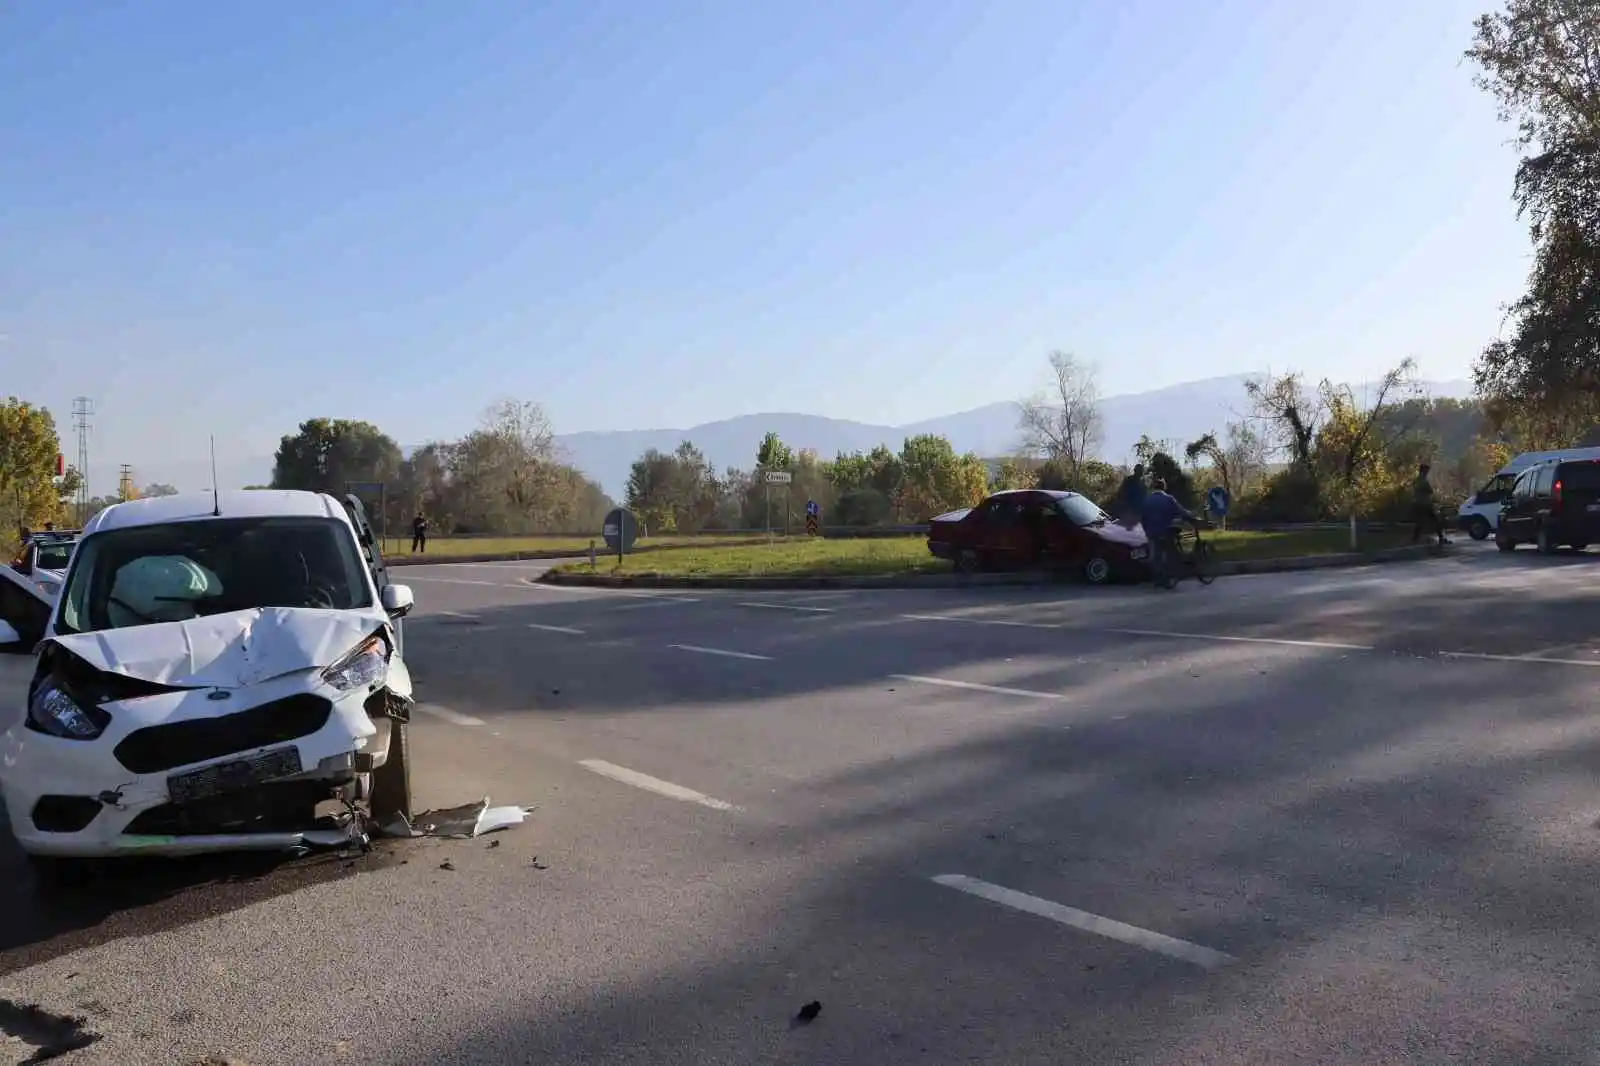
[406,798,534,839]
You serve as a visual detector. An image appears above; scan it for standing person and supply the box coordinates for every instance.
[411,512,428,554]
[1411,464,1450,546]
[1140,478,1200,587]
[1117,463,1148,526]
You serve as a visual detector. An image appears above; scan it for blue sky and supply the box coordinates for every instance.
[1,0,1527,492]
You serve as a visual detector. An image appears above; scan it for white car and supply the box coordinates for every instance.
[0,490,416,881]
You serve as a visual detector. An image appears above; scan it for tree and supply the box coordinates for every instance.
[141,483,179,497]
[1468,1,1600,428]
[272,418,403,496]
[1147,451,1195,509]
[991,457,1036,491]
[1185,432,1234,502]
[896,434,989,520]
[755,432,794,471]
[826,445,905,525]
[1313,359,1421,541]
[0,398,68,553]
[1017,351,1103,477]
[625,440,721,534]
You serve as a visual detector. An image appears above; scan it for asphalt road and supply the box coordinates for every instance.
[6,542,1600,1064]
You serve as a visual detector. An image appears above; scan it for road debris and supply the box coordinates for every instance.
[401,798,534,839]
[792,1001,822,1026]
[439,861,456,871]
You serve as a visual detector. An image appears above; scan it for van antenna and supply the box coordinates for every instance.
[210,436,221,516]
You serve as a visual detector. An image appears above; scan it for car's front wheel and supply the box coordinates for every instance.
[1466,516,1490,541]
[1537,524,1556,555]
[1496,532,1516,552]
[1083,555,1112,585]
[953,548,981,574]
[370,719,413,824]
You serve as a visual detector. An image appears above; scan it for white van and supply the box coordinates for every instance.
[1456,446,1600,539]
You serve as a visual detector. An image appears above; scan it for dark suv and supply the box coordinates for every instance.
[1496,458,1600,554]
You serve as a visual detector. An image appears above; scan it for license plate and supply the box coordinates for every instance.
[167,746,303,804]
[1132,547,1149,560]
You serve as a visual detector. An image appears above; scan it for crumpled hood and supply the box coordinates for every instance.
[48,607,382,688]
[1089,521,1148,547]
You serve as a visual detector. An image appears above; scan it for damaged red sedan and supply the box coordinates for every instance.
[926,489,1150,584]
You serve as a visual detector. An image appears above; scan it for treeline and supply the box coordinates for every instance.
[267,401,614,537]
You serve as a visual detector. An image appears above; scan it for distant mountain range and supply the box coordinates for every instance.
[148,372,1475,497]
[554,373,1475,498]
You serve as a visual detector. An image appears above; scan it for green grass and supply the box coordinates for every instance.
[383,533,768,561]
[545,527,1419,579]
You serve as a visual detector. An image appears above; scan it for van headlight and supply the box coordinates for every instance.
[27,681,110,740]
[322,634,390,692]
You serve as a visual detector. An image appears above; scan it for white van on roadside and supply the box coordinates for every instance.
[1456,446,1600,539]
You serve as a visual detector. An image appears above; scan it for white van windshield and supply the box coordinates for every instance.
[58,517,372,635]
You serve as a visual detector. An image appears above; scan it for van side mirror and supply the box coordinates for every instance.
[381,583,414,617]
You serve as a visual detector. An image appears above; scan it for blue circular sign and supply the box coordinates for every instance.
[806,499,820,517]
[602,508,639,552]
[1207,486,1231,516]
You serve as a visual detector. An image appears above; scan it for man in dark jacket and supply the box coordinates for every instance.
[411,512,428,554]
[1117,464,1148,525]
[1140,478,1199,586]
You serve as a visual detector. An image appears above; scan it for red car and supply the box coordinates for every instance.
[926,489,1150,584]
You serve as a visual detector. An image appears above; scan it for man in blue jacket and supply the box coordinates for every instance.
[1140,478,1199,586]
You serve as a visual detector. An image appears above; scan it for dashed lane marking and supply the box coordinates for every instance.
[669,643,773,661]
[891,674,1064,700]
[932,874,1235,970]
[413,704,486,727]
[578,759,737,811]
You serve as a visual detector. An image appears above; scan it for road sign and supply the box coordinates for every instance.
[764,471,792,485]
[805,514,819,536]
[805,499,820,517]
[1207,486,1231,516]
[602,507,639,554]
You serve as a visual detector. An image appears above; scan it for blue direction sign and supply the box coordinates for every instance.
[1207,486,1231,516]
[805,499,820,518]
[602,507,639,554]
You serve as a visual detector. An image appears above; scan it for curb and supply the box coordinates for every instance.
[384,537,775,567]
[536,543,1448,589]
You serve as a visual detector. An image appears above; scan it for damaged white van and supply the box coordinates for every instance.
[0,490,415,881]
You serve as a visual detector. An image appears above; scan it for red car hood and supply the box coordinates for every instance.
[1088,520,1148,548]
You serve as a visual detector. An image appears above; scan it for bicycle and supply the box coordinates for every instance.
[1151,522,1217,589]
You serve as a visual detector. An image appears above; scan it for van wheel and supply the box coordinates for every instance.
[1083,555,1112,585]
[1572,542,1590,552]
[370,720,413,823]
[1467,517,1490,541]
[954,548,981,574]
[1496,531,1515,552]
[1537,525,1556,555]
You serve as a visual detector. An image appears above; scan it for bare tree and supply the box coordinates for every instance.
[1016,351,1104,477]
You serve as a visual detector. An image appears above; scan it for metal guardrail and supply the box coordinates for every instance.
[429,519,1426,541]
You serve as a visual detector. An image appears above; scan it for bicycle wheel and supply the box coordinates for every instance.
[1193,540,1217,585]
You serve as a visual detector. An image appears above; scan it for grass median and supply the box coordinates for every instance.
[544,526,1420,580]
[382,533,768,561]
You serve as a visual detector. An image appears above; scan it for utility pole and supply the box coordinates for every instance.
[71,397,93,526]
[118,464,135,502]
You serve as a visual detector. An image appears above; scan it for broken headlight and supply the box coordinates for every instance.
[322,634,389,693]
[27,680,111,740]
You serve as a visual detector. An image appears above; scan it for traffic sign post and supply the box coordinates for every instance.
[763,471,792,542]
[602,507,639,567]
[805,499,820,536]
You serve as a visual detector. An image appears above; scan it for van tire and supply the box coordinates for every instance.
[1466,516,1490,541]
[370,720,413,823]
[1537,525,1556,555]
[1496,532,1516,552]
[954,548,981,574]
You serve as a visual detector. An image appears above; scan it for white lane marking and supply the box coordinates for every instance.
[669,643,773,661]
[527,623,586,635]
[902,613,1062,629]
[578,759,736,811]
[739,601,835,613]
[931,875,1235,970]
[1442,650,1600,668]
[413,704,486,727]
[613,597,703,611]
[1102,627,1373,652]
[891,674,1063,699]
[437,610,477,620]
